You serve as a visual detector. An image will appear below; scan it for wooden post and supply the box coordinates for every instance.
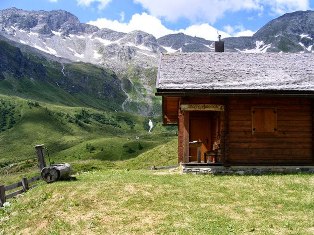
[21,177,29,192]
[222,97,229,165]
[0,185,5,207]
[197,146,201,163]
[35,144,46,170]
[178,109,190,163]
[183,111,190,163]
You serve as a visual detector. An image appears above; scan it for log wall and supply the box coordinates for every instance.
[227,97,313,165]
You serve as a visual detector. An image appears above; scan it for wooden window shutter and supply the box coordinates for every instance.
[252,107,277,134]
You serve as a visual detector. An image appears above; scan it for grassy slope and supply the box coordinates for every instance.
[0,39,126,112]
[0,94,177,184]
[1,170,313,234]
[0,40,176,186]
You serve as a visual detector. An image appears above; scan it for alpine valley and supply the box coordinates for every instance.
[0,8,314,172]
[1,8,314,115]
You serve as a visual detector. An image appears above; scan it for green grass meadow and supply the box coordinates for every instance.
[1,170,314,234]
[0,93,314,234]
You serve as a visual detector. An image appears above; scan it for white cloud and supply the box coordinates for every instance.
[48,0,58,2]
[133,0,261,24]
[133,0,310,23]
[179,24,230,41]
[265,0,309,15]
[77,0,111,10]
[234,30,255,37]
[88,13,174,38]
[224,24,255,37]
[88,13,234,40]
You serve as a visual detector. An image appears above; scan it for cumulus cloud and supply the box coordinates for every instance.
[133,0,260,23]
[77,0,111,10]
[88,13,242,40]
[265,0,309,15]
[235,30,255,37]
[224,24,255,37]
[179,24,230,40]
[88,13,174,38]
[133,0,310,23]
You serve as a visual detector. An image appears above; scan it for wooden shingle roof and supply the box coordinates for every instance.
[156,52,314,95]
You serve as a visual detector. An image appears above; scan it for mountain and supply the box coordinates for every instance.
[1,8,314,116]
[2,8,313,62]
[159,11,314,53]
[0,8,164,115]
[0,7,161,70]
[253,10,314,52]
[0,38,126,111]
[224,10,314,53]
[157,33,214,52]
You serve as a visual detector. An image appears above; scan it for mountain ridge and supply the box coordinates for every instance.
[1,8,314,116]
[1,7,314,67]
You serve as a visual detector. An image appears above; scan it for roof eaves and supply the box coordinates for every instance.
[155,89,314,97]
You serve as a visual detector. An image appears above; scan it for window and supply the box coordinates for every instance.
[252,107,277,134]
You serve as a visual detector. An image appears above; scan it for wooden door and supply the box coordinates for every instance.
[189,115,211,161]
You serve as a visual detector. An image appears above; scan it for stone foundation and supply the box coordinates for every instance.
[182,165,314,175]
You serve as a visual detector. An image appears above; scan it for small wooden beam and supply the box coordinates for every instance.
[0,185,5,207]
[35,144,46,170]
[21,177,29,192]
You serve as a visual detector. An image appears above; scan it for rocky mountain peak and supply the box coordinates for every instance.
[0,7,98,36]
[250,10,314,52]
[119,30,159,52]
[1,8,314,70]
[158,33,213,52]
[93,28,126,41]
[254,10,314,39]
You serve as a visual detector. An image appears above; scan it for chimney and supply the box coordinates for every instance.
[215,35,224,52]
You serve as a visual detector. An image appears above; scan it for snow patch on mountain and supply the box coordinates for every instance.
[69,34,86,39]
[126,42,153,52]
[300,34,313,40]
[46,46,58,55]
[94,37,114,46]
[52,30,62,36]
[74,52,84,58]
[33,44,58,56]
[161,46,177,53]
[93,50,102,60]
[238,41,271,53]
[204,43,215,49]
[298,42,313,52]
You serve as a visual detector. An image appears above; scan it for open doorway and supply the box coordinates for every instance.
[189,111,223,163]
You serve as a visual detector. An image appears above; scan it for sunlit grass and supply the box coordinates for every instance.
[1,170,313,234]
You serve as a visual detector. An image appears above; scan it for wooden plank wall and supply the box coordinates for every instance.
[227,97,313,165]
[162,97,180,124]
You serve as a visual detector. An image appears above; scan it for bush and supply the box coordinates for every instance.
[86,143,96,153]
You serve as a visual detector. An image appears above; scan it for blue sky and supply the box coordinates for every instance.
[0,0,313,40]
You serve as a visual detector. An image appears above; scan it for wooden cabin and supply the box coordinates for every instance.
[156,52,314,166]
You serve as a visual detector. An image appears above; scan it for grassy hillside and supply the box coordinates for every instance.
[0,40,126,111]
[0,39,177,186]
[0,94,177,183]
[0,39,162,116]
[1,170,313,234]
